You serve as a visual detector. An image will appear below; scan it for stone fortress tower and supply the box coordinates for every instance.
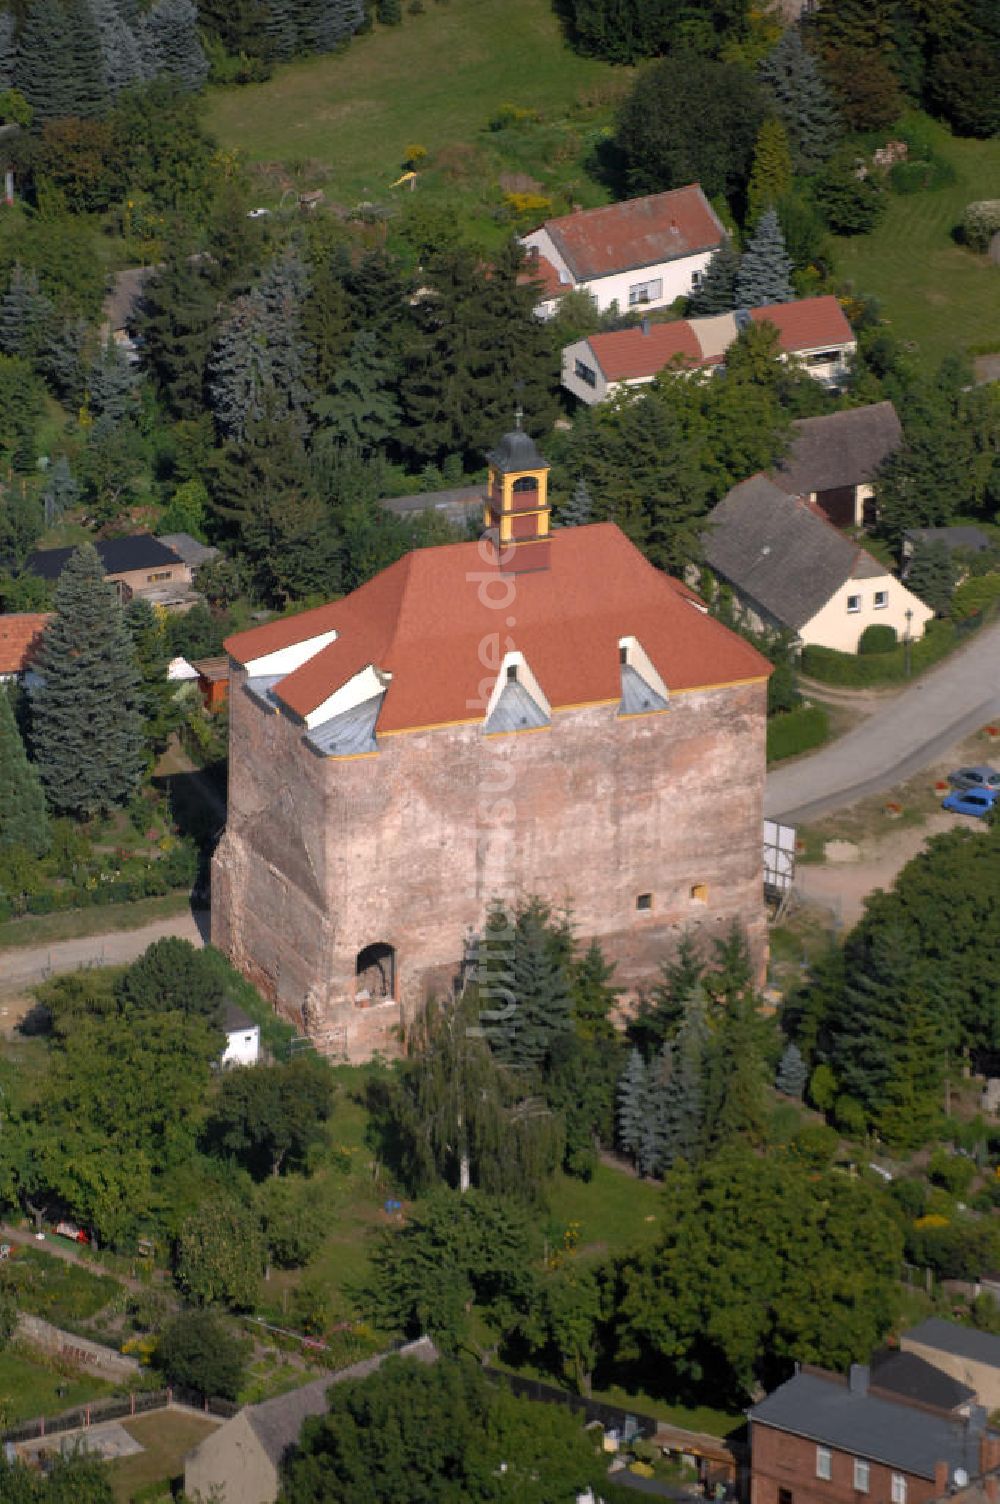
[211,427,770,1060]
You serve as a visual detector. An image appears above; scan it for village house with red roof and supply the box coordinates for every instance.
[561,296,856,404]
[0,612,52,682]
[212,428,771,1062]
[520,184,725,319]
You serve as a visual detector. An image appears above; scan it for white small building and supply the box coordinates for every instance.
[703,474,934,655]
[220,1001,260,1068]
[520,184,725,319]
[561,296,857,405]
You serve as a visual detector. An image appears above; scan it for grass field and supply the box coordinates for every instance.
[0,1349,113,1424]
[833,117,1000,367]
[0,891,193,952]
[106,1409,221,1503]
[204,0,619,210]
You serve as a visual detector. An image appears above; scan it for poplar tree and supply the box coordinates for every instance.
[745,118,792,230]
[147,0,209,90]
[758,27,840,172]
[0,686,49,857]
[735,208,794,307]
[30,544,145,817]
[688,243,741,316]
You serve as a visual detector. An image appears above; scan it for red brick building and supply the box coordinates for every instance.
[211,430,770,1061]
[751,1365,1000,1504]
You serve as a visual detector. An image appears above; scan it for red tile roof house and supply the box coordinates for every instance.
[0,612,52,682]
[750,1363,1000,1504]
[561,296,856,404]
[519,185,725,319]
[211,427,771,1063]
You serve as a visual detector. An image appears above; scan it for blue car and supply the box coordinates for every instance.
[942,786,999,819]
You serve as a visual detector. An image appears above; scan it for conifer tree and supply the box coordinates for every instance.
[775,1041,807,1099]
[0,685,49,857]
[89,0,147,96]
[758,27,841,172]
[136,251,217,419]
[208,291,271,443]
[735,208,794,308]
[261,0,299,60]
[16,0,108,120]
[688,243,742,316]
[557,479,594,528]
[617,1048,647,1161]
[377,0,401,21]
[314,330,400,453]
[30,544,145,818]
[0,266,54,366]
[87,337,141,424]
[500,901,575,1075]
[570,938,618,1040]
[661,986,707,1167]
[147,0,209,90]
[41,318,89,407]
[41,455,79,527]
[0,12,14,90]
[904,539,955,615]
[638,1042,672,1177]
[745,118,792,230]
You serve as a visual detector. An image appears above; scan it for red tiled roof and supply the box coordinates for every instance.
[543,186,724,282]
[226,525,769,733]
[518,253,567,302]
[586,322,706,381]
[0,613,52,676]
[749,296,853,354]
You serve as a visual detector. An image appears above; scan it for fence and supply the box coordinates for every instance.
[483,1367,658,1442]
[2,1386,238,1446]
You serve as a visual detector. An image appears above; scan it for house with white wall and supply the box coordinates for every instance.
[561,296,856,404]
[520,184,725,319]
[703,474,933,654]
[220,1001,260,1068]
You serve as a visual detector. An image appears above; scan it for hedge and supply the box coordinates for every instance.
[952,573,1000,621]
[800,617,979,687]
[767,703,830,764]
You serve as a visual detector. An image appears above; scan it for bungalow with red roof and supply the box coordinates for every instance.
[0,612,52,682]
[561,296,856,404]
[520,185,725,319]
[212,427,771,1062]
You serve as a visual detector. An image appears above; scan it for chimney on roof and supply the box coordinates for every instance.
[849,1364,869,1396]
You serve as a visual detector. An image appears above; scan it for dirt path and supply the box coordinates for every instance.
[0,911,209,998]
[0,1224,154,1296]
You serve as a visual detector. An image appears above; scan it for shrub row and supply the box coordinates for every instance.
[800,617,977,687]
[767,703,830,764]
[0,841,199,923]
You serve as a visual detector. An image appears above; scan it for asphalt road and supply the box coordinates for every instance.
[765,617,1000,824]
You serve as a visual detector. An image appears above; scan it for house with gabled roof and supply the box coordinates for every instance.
[750,1362,1000,1504]
[902,1321,1000,1414]
[26,535,193,608]
[184,1337,439,1504]
[774,402,904,530]
[520,185,725,319]
[560,296,856,405]
[212,426,771,1061]
[703,474,933,653]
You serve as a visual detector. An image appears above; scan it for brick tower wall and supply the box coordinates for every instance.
[212,664,768,1060]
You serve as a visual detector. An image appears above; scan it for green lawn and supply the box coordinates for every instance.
[0,891,193,951]
[0,1348,113,1424]
[545,1162,665,1259]
[204,0,619,209]
[107,1409,221,1504]
[833,117,1000,366]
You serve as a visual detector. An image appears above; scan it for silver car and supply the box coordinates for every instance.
[947,764,1000,793]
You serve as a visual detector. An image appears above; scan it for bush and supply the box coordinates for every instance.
[767,703,830,764]
[962,201,1000,253]
[858,623,898,655]
[801,619,962,686]
[889,159,955,194]
[952,574,1000,621]
[928,1149,977,1197]
[156,1310,248,1400]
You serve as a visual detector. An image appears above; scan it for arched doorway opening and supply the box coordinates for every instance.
[355,942,396,1003]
